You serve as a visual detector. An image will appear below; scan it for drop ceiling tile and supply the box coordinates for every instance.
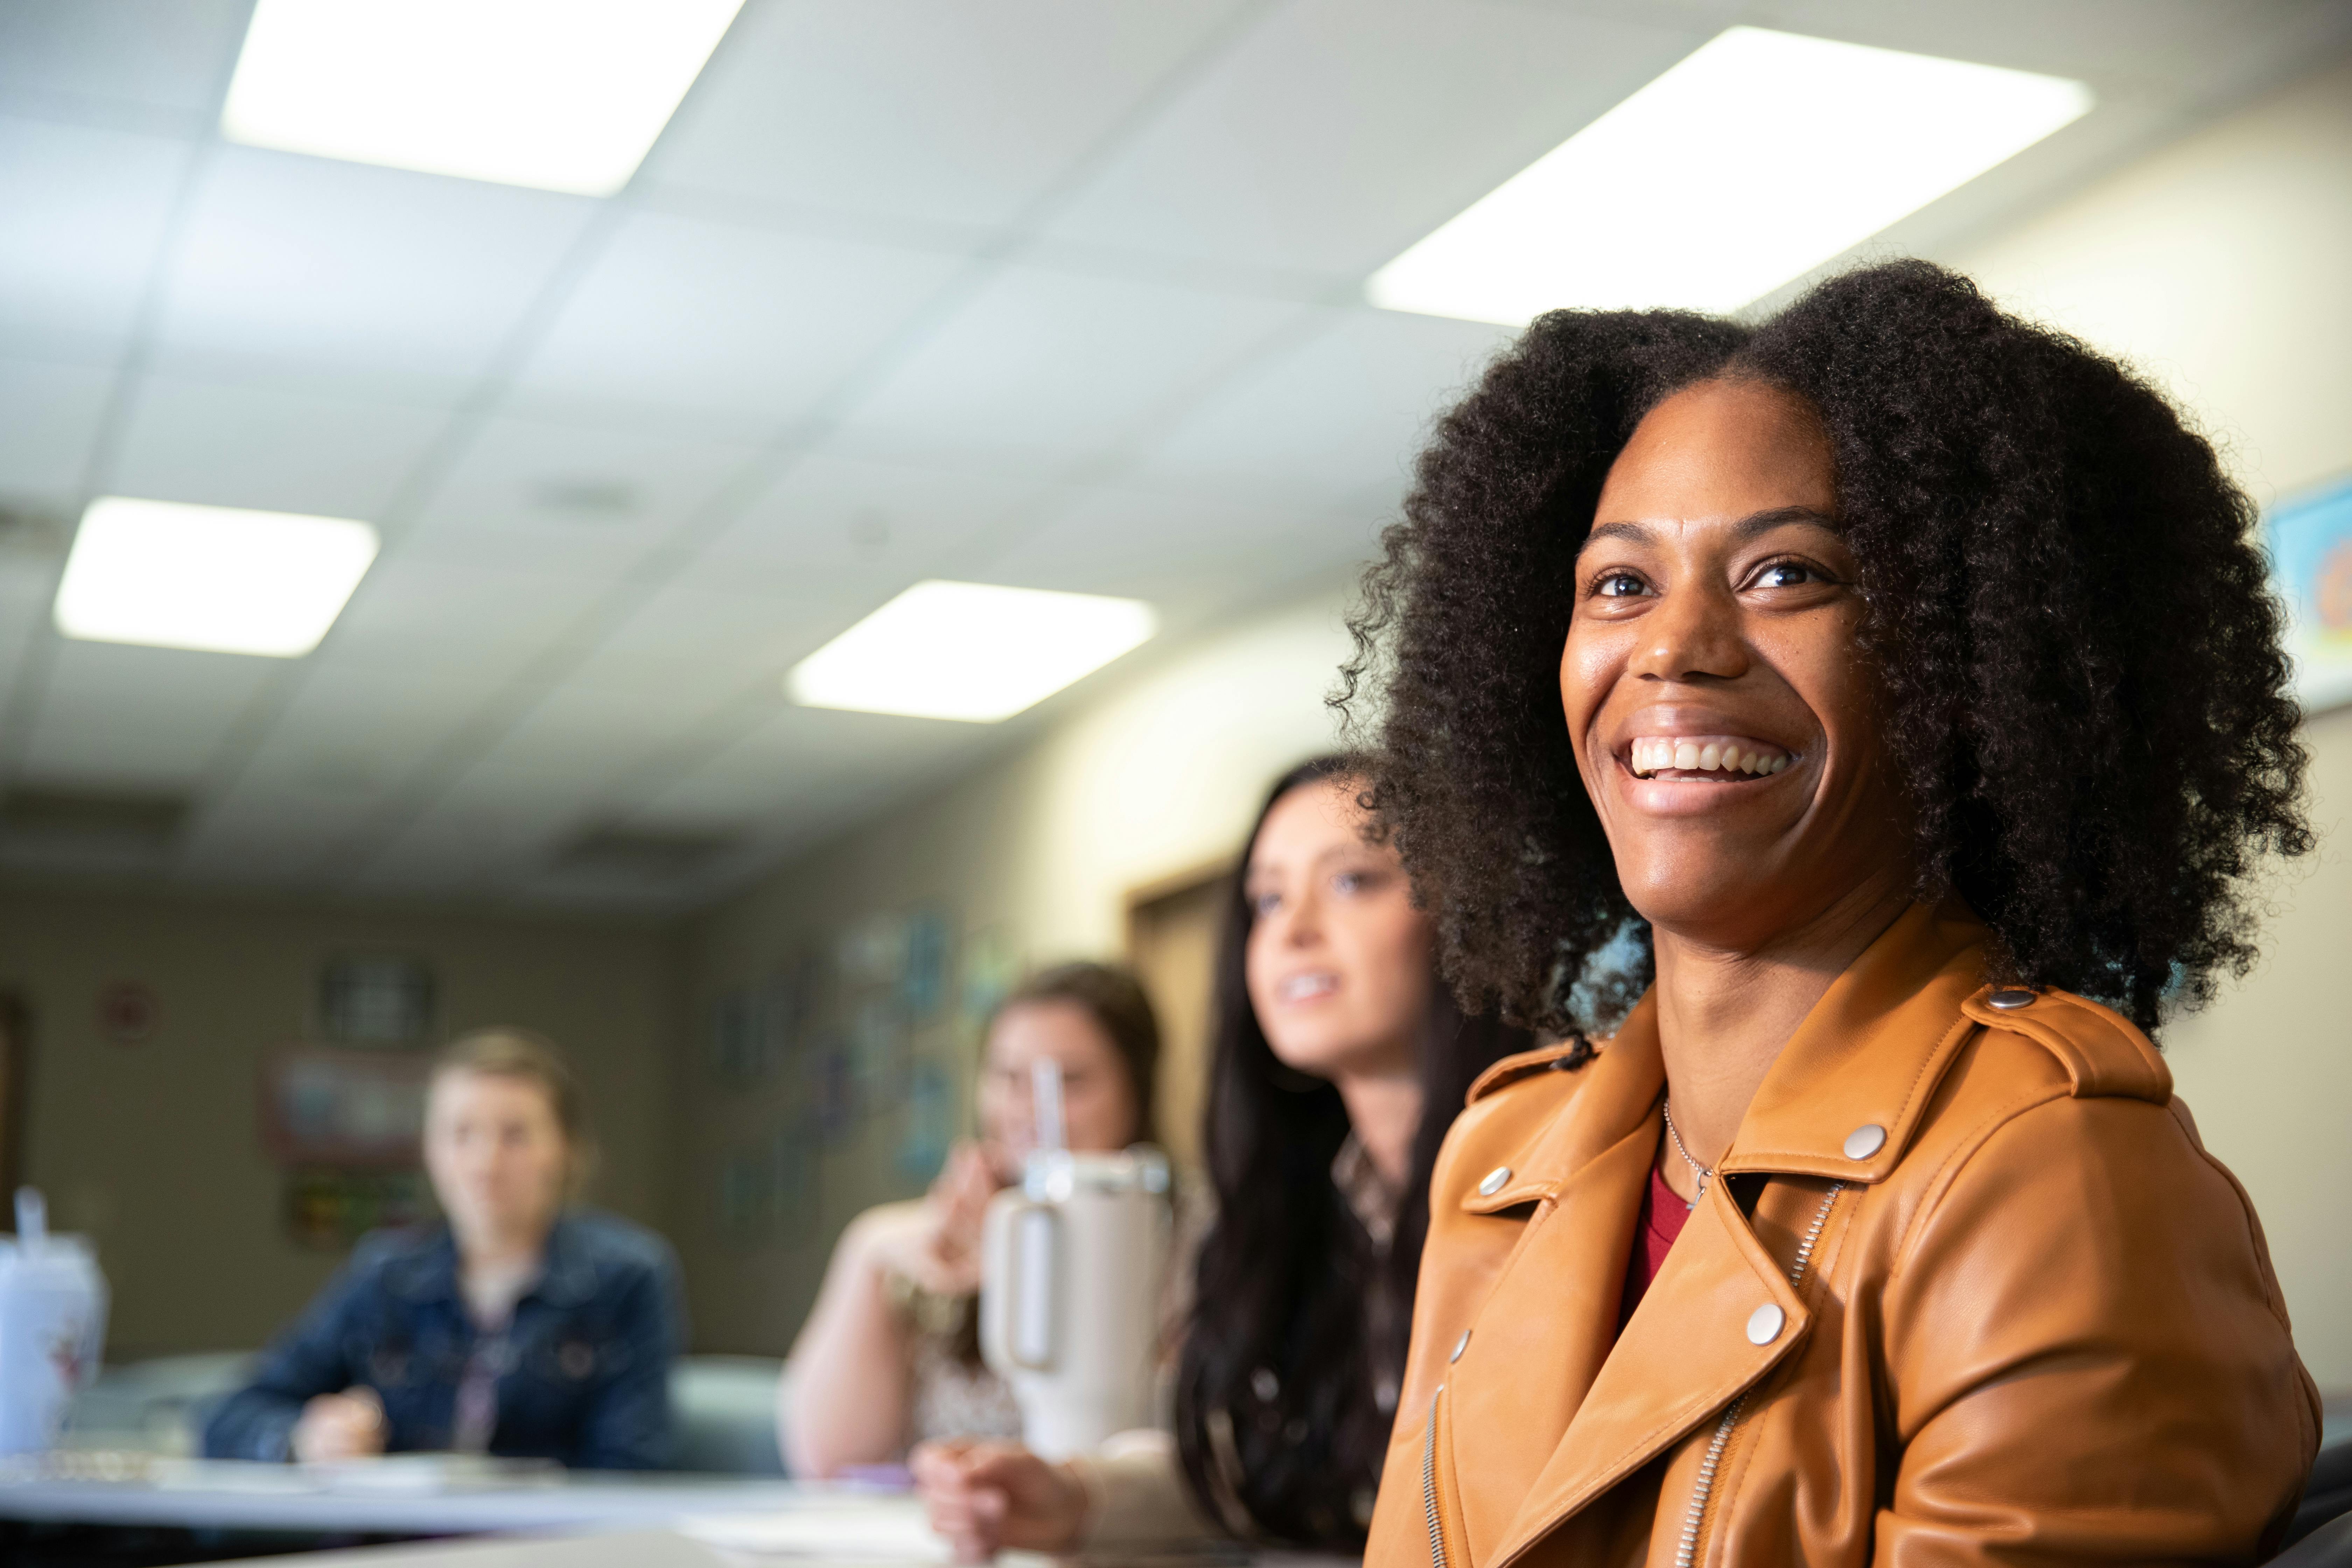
[0,355,114,498]
[247,656,499,766]
[510,211,966,428]
[157,146,598,381]
[1129,307,1511,509]
[573,580,843,689]
[637,706,996,849]
[106,372,450,520]
[321,554,621,681]
[0,562,56,699]
[643,0,1250,230]
[0,116,192,356]
[471,677,744,780]
[828,265,1305,470]
[1036,0,1696,278]
[402,413,763,579]
[688,450,1046,586]
[0,0,249,118]
[1756,0,2321,80]
[979,485,1375,610]
[174,788,368,884]
[348,806,554,897]
[21,637,276,783]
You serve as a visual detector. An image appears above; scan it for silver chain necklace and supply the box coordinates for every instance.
[1660,1098,1715,1206]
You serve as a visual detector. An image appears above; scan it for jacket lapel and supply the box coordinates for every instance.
[1482,1174,1815,1568]
[1443,999,1665,1563]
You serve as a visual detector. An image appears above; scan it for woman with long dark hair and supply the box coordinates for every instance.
[913,755,1527,1556]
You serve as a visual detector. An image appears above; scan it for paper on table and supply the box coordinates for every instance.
[678,1502,952,1561]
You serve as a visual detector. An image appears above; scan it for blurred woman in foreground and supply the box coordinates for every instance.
[782,962,1161,1477]
[206,1029,684,1469]
[914,755,1529,1556]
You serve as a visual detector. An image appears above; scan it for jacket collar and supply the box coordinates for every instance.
[383,1212,597,1310]
[1720,899,1991,1183]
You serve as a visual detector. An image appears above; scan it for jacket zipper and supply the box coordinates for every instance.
[1673,1182,1846,1568]
[1423,1384,1450,1568]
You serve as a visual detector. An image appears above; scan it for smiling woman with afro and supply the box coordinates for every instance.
[1344,260,2321,1568]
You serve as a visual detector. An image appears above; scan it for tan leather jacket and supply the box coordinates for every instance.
[1366,903,2318,1568]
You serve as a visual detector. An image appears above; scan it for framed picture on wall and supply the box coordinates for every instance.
[260,1045,432,1167]
[2269,476,2352,716]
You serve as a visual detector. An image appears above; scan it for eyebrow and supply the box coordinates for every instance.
[1583,504,1836,550]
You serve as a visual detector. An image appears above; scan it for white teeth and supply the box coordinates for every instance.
[1627,737,1794,778]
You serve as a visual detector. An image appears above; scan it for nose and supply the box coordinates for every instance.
[1627,572,1749,685]
[1275,885,1324,949]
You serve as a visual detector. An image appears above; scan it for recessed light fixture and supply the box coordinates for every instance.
[220,0,745,196]
[55,497,379,658]
[788,581,1157,723]
[1368,27,2093,324]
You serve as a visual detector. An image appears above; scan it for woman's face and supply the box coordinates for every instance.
[1244,778,1434,1082]
[423,1069,570,1249]
[976,1000,1139,1174]
[1561,377,1912,949]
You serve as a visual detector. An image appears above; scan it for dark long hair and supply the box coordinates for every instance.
[1173,756,1528,1548]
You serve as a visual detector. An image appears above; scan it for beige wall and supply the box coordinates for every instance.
[0,883,681,1359]
[674,588,1356,1353]
[1950,57,2352,1388]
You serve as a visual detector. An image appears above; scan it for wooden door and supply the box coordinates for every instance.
[1126,867,1231,1178]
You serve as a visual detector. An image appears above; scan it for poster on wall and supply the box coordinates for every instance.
[897,1059,955,1180]
[707,988,775,1086]
[959,925,1021,1031]
[899,909,952,1022]
[2270,477,2352,716]
[318,954,434,1045]
[716,1125,818,1246]
[260,1046,432,1167]
[285,1168,429,1250]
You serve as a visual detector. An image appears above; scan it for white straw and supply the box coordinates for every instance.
[1031,1059,1066,1154]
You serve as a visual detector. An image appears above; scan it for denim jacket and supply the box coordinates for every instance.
[204,1210,686,1470]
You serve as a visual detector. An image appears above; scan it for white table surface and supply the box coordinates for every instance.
[0,1460,901,1539]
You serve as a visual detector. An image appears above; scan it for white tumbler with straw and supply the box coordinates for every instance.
[0,1188,108,1455]
[979,1060,1172,1459]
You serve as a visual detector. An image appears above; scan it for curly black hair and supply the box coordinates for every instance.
[1340,260,2309,1038]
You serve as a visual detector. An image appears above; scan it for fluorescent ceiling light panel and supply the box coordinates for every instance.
[221,0,744,196]
[1368,27,2092,324]
[789,581,1157,723]
[56,498,379,658]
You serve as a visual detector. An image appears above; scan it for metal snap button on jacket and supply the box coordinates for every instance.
[1988,987,2036,1009]
[1478,1166,1513,1196]
[1746,1303,1787,1346]
[1843,1123,1887,1160]
[1451,1330,1472,1363]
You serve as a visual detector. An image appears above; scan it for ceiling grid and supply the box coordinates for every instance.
[0,0,2345,910]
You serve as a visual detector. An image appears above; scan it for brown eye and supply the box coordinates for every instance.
[1595,571,1647,598]
[1754,560,1823,588]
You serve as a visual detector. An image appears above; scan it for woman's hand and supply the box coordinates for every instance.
[911,1438,1090,1561]
[862,1141,1002,1297]
[290,1386,386,1462]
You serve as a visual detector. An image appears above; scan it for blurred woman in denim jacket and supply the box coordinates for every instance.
[205,1029,684,1469]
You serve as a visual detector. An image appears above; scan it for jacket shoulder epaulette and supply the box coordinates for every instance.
[1956,986,2171,1104]
[1466,1038,1594,1104]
